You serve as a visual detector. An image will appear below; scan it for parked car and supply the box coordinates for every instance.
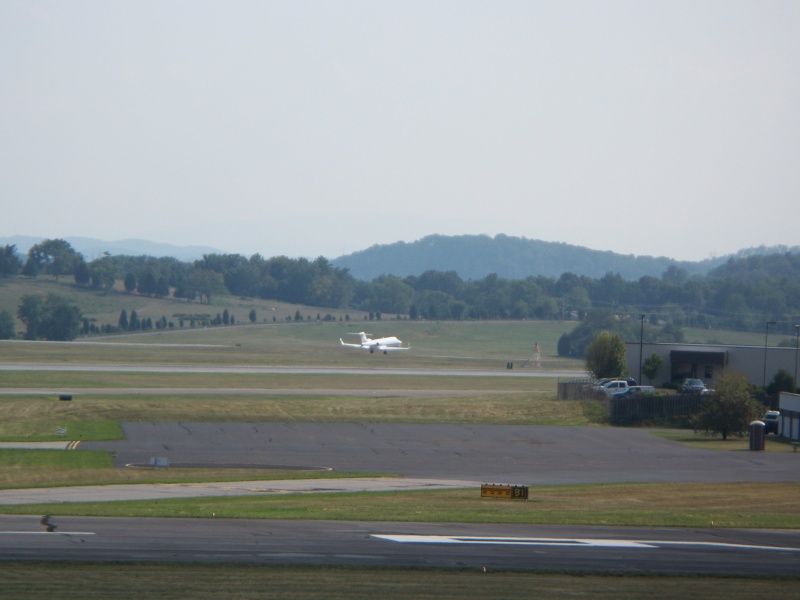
[762,411,780,435]
[680,378,707,394]
[612,385,656,398]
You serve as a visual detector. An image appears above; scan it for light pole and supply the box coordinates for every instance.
[794,324,799,392]
[763,321,776,388]
[638,314,645,384]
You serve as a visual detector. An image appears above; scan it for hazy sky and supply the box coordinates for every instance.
[2,1,799,261]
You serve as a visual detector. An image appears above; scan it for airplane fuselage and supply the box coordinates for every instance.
[340,332,410,354]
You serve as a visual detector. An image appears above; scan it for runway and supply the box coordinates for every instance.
[1,515,798,576]
[0,362,585,379]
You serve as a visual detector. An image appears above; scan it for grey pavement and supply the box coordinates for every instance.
[0,421,787,506]
[81,421,800,485]
[0,477,478,505]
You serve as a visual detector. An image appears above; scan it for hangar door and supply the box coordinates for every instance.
[670,350,727,384]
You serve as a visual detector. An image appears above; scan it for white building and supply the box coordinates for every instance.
[778,392,800,441]
[625,342,799,389]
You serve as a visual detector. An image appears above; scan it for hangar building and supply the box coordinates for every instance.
[624,342,799,390]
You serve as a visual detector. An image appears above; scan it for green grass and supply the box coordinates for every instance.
[0,419,122,442]
[0,370,550,391]
[1,299,798,592]
[0,320,583,370]
[0,449,378,489]
[2,563,795,600]
[651,430,798,452]
[0,392,593,445]
[1,275,584,368]
[4,483,800,529]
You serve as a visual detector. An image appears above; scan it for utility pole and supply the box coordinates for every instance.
[638,314,645,384]
[763,321,776,388]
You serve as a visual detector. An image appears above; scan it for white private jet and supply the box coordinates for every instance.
[339,332,410,354]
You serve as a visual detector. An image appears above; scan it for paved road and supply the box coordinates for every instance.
[1,516,798,576]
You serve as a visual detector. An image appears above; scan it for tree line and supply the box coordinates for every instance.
[2,240,799,347]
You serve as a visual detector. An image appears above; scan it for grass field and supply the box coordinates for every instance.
[1,318,584,370]
[1,320,798,593]
[2,562,792,600]
[3,482,799,529]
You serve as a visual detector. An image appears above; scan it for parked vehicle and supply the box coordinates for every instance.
[612,385,656,398]
[597,380,631,397]
[593,377,637,389]
[762,411,780,435]
[680,378,707,394]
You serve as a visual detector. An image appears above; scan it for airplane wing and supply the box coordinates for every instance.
[340,338,364,349]
[377,345,410,352]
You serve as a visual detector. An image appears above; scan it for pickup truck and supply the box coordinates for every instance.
[595,380,631,397]
[612,385,656,398]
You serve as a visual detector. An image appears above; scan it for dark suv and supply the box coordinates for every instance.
[680,378,707,394]
[762,411,780,435]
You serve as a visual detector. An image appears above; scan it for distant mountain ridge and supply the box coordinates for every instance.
[4,233,798,282]
[331,234,800,281]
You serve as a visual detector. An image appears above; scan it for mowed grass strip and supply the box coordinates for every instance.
[0,449,379,489]
[0,320,584,370]
[4,483,799,529]
[1,563,795,600]
[0,394,594,443]
[652,431,799,452]
[0,370,549,392]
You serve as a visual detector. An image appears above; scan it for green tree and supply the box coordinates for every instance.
[0,310,15,339]
[22,256,39,277]
[558,308,617,358]
[409,304,419,320]
[642,353,664,384]
[27,239,82,280]
[17,293,81,341]
[370,275,413,315]
[124,272,137,293]
[118,309,129,331]
[17,294,43,340]
[73,257,91,286]
[89,258,116,289]
[191,269,226,304]
[766,369,796,407]
[40,294,82,340]
[249,309,257,323]
[0,245,22,276]
[585,331,628,379]
[691,372,763,440]
[155,277,170,298]
[138,270,157,296]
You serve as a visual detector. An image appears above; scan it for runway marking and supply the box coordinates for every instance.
[0,531,96,536]
[373,535,657,548]
[372,535,800,552]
